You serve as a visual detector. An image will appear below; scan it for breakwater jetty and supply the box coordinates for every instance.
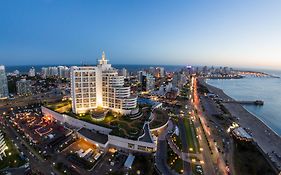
[224,100,264,106]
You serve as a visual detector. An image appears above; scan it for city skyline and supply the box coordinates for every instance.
[1,1,281,175]
[1,0,281,69]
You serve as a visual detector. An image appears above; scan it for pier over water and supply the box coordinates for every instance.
[224,100,264,106]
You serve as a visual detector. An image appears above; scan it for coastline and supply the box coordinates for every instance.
[199,78,281,173]
[205,79,281,137]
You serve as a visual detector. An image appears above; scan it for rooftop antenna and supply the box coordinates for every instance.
[81,59,89,66]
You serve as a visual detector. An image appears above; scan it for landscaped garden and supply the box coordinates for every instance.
[46,99,72,113]
[46,100,151,140]
[171,133,183,151]
[167,141,184,174]
[180,83,190,98]
[149,109,169,130]
[183,117,200,153]
[109,109,151,140]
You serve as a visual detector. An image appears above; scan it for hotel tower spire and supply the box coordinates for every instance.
[99,51,108,65]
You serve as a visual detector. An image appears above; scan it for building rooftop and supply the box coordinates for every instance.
[232,127,253,141]
[124,154,135,169]
[138,123,154,143]
[78,128,109,145]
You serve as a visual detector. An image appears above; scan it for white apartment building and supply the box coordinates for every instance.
[41,66,70,79]
[28,67,36,77]
[0,65,9,99]
[71,52,137,114]
[121,68,128,78]
[58,66,70,78]
[16,79,33,96]
[41,67,48,79]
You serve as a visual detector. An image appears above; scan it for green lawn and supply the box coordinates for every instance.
[47,100,72,112]
[70,109,146,140]
[149,109,169,129]
[183,117,196,153]
[0,136,26,170]
[190,120,200,153]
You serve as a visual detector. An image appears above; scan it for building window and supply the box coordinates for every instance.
[128,143,135,149]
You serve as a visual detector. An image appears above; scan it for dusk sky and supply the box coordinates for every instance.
[0,0,281,69]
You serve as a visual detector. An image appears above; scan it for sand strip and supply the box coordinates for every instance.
[199,78,281,173]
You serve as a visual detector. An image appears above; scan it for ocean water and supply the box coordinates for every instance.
[207,71,281,136]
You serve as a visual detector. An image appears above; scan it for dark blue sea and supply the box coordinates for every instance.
[207,70,281,136]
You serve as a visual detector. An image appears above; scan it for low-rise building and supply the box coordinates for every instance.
[16,79,33,96]
[42,107,158,153]
[232,127,253,142]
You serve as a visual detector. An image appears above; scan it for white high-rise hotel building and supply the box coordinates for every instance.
[71,52,137,114]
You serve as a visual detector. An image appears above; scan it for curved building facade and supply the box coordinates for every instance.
[71,52,137,114]
[0,131,7,160]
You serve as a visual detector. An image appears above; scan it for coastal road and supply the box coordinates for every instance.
[189,110,217,175]
[179,99,217,175]
[0,91,63,109]
[202,79,281,173]
[192,77,228,175]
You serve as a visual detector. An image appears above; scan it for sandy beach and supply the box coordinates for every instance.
[199,79,281,173]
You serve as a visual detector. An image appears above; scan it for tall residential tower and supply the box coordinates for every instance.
[71,52,137,114]
[0,65,9,99]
